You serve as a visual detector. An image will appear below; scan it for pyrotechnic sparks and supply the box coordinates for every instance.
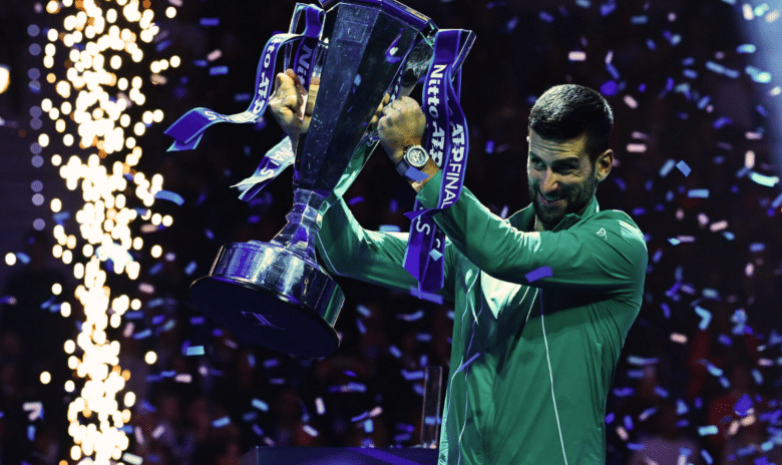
[39,0,179,462]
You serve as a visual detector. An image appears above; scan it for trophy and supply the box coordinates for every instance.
[188,0,438,357]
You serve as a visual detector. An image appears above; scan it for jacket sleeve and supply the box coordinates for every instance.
[417,171,648,291]
[314,196,457,302]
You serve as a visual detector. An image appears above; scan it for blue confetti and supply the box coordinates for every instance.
[389,345,402,358]
[677,399,689,415]
[398,310,424,321]
[379,224,400,232]
[200,17,219,26]
[605,412,615,423]
[749,172,779,187]
[630,15,648,24]
[209,66,228,76]
[525,266,553,283]
[676,160,691,177]
[627,443,645,451]
[539,11,554,22]
[600,2,616,16]
[734,394,753,416]
[154,190,184,206]
[613,387,634,397]
[348,196,364,206]
[15,252,31,264]
[186,346,204,356]
[654,386,669,398]
[356,305,371,317]
[212,416,230,427]
[600,80,618,97]
[702,449,714,464]
[698,425,718,436]
[736,44,756,54]
[133,329,152,340]
[705,61,739,78]
[688,189,709,198]
[185,261,197,275]
[401,369,424,381]
[695,307,712,330]
[252,399,269,411]
[746,66,772,83]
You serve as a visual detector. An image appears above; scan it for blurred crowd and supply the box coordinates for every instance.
[1,0,781,464]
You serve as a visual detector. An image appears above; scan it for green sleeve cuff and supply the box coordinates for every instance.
[416,169,444,209]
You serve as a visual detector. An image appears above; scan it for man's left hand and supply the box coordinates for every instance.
[377,96,427,164]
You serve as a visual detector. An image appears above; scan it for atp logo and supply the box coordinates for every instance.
[241,311,282,329]
[596,228,608,241]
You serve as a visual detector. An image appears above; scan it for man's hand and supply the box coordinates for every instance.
[268,70,319,149]
[377,96,427,164]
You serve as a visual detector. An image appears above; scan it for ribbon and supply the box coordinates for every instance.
[403,29,475,293]
[164,4,325,151]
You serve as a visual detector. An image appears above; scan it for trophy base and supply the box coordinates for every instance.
[190,241,343,358]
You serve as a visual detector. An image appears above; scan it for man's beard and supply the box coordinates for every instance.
[529,172,598,230]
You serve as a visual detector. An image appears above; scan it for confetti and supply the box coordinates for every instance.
[568,51,586,61]
[212,416,231,427]
[525,266,552,283]
[209,66,228,76]
[675,160,691,177]
[186,345,204,356]
[734,394,753,416]
[252,399,269,411]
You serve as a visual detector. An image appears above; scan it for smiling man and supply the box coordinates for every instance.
[271,77,648,464]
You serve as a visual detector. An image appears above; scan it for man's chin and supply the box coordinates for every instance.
[532,203,565,229]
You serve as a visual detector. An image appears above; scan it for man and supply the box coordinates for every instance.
[270,72,647,465]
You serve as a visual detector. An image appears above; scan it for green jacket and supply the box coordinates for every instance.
[315,167,648,465]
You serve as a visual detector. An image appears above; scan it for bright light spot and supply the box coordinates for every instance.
[5,253,16,266]
[110,55,122,70]
[144,351,157,365]
[40,371,52,384]
[47,28,58,41]
[64,340,75,353]
[162,215,173,227]
[65,380,75,392]
[130,299,141,310]
[166,6,177,18]
[170,56,180,67]
[124,392,136,407]
[52,282,63,295]
[150,245,162,258]
[60,302,71,318]
[42,98,52,111]
[0,66,9,95]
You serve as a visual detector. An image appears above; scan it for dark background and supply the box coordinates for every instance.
[0,0,780,464]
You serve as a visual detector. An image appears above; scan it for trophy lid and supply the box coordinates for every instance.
[318,0,435,32]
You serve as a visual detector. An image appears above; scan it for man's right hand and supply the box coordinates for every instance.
[269,69,320,144]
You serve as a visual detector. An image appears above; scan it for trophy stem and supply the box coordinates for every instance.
[269,189,328,264]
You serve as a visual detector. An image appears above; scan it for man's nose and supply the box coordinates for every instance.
[540,170,560,194]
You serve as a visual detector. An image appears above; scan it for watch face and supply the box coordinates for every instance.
[406,146,428,168]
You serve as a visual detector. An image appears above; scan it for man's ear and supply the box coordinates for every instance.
[596,149,613,182]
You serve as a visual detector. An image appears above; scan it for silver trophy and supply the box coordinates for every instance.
[190,0,436,357]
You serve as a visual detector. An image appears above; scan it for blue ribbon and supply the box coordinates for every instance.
[403,29,475,293]
[164,4,325,151]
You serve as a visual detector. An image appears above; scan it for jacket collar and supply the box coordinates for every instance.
[508,196,601,232]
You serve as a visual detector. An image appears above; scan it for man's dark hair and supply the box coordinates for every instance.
[528,84,614,162]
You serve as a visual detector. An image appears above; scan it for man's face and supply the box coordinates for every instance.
[527,129,603,230]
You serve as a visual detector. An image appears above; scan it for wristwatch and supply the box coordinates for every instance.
[395,145,430,180]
